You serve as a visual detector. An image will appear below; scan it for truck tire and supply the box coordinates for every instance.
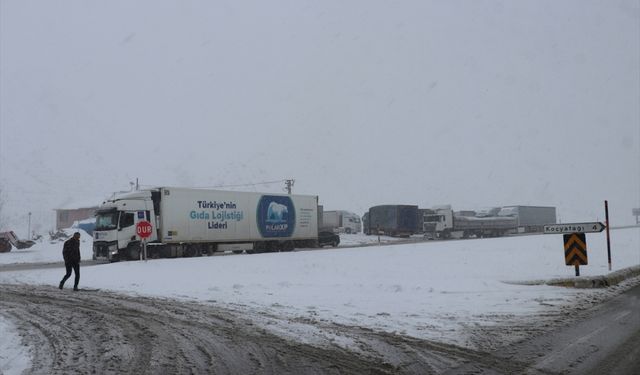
[185,245,201,257]
[281,241,294,252]
[442,229,451,239]
[127,244,140,261]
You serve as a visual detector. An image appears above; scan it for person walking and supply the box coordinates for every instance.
[59,232,81,291]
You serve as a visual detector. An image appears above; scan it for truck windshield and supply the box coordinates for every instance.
[424,215,443,223]
[95,211,119,231]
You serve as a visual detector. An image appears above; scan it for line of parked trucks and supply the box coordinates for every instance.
[362,204,557,239]
[90,186,556,261]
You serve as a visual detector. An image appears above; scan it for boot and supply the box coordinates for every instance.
[59,281,64,290]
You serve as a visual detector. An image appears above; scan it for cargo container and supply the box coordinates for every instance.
[497,206,557,233]
[93,187,318,261]
[363,205,418,237]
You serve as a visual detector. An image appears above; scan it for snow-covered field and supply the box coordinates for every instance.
[1,227,639,355]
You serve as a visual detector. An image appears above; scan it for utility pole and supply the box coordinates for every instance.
[28,212,31,239]
[284,179,295,194]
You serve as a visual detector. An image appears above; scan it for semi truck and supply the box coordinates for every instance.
[423,206,518,239]
[92,187,319,261]
[423,205,557,239]
[363,205,418,237]
[321,210,361,234]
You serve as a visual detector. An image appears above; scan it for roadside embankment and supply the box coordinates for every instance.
[513,265,640,288]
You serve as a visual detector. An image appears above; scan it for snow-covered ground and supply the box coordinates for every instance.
[0,316,31,375]
[1,227,639,362]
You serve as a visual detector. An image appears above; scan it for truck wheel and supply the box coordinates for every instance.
[442,230,451,239]
[127,244,140,260]
[185,246,195,257]
[281,241,294,252]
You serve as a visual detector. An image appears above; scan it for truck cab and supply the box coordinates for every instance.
[93,190,157,261]
[341,211,362,234]
[423,207,454,238]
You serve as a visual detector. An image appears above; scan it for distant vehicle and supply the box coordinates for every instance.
[92,187,319,261]
[75,218,96,236]
[422,205,557,239]
[475,207,502,218]
[497,206,557,233]
[363,205,419,237]
[318,231,340,247]
[423,206,518,239]
[0,231,36,253]
[322,210,361,234]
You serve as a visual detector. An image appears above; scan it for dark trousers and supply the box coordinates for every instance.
[60,261,80,288]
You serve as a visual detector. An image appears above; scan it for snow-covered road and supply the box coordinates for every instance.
[1,227,638,373]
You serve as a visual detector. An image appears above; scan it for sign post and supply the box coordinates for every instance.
[605,201,612,271]
[544,221,605,277]
[136,220,153,261]
[563,233,587,276]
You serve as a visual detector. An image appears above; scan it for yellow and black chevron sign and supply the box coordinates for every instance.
[564,233,588,266]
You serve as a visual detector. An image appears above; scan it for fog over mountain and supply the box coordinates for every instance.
[1,0,639,235]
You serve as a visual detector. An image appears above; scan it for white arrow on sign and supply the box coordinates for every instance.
[543,222,606,234]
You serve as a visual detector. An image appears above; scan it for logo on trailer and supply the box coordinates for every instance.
[257,195,295,238]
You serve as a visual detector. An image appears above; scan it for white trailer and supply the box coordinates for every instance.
[93,187,318,261]
[321,210,361,234]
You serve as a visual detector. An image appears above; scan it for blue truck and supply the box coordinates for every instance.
[362,205,419,237]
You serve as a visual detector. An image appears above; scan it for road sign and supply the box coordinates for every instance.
[543,222,605,234]
[136,220,153,239]
[564,233,588,266]
[564,233,588,276]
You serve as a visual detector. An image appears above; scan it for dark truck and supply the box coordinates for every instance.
[363,205,419,237]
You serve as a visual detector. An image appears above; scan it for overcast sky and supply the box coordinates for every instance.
[1,0,639,234]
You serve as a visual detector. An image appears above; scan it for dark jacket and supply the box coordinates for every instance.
[62,237,81,264]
